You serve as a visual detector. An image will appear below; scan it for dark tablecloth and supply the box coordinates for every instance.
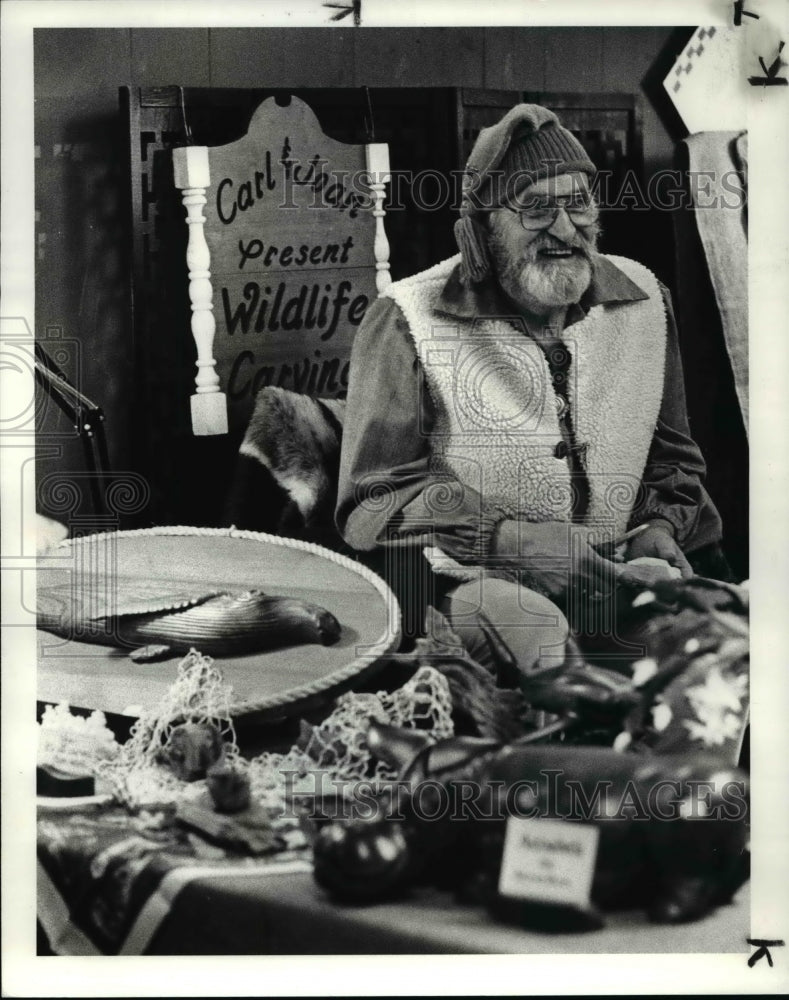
[38,801,750,956]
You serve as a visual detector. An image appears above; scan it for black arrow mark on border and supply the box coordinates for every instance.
[734,1,760,27]
[323,1,362,25]
[749,41,788,85]
[747,938,785,967]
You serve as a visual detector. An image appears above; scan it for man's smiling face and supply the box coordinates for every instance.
[487,171,600,317]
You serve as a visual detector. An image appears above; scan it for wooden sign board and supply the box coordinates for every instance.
[175,96,386,433]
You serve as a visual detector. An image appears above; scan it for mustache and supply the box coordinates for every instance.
[529,233,594,257]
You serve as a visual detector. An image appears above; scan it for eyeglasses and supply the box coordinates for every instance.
[503,195,599,231]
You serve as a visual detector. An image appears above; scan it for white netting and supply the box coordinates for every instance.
[246,664,455,814]
[38,703,121,776]
[92,650,454,818]
[96,650,241,809]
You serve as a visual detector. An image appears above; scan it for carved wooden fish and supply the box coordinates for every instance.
[37,589,341,662]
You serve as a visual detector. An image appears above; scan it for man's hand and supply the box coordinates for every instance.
[625,519,693,579]
[492,520,625,600]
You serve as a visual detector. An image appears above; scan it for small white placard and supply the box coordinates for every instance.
[498,817,599,908]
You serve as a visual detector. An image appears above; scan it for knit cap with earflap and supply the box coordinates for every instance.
[455,103,596,284]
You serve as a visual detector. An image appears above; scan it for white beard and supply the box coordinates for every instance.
[488,220,599,316]
[515,254,593,310]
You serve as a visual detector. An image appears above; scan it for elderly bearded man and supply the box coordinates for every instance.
[336,104,725,673]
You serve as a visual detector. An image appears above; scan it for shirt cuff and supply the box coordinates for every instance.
[432,511,503,563]
[628,506,692,544]
[642,517,676,538]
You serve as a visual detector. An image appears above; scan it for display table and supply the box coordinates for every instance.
[150,873,750,956]
[36,528,400,719]
[37,800,750,957]
[35,529,751,958]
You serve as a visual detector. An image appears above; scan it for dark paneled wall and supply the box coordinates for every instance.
[34,26,684,515]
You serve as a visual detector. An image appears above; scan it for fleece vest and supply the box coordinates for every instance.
[383,254,667,539]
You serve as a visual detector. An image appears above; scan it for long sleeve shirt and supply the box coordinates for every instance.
[336,255,722,563]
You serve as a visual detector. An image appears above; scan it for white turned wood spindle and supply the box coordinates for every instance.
[365,143,392,293]
[172,146,228,436]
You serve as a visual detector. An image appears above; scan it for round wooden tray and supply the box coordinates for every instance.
[37,527,401,719]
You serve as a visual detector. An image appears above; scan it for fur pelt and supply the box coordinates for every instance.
[224,387,346,546]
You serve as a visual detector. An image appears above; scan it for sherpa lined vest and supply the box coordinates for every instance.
[384,254,667,539]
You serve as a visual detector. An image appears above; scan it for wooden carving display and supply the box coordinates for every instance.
[173,96,390,435]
